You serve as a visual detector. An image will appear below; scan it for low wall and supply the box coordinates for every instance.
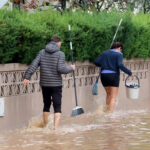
[0,59,150,132]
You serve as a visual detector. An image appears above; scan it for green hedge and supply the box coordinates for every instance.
[0,9,150,64]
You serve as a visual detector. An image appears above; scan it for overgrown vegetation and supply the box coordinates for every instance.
[0,9,150,64]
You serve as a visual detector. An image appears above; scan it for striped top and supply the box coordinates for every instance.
[24,42,73,87]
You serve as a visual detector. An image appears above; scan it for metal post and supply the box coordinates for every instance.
[68,25,78,106]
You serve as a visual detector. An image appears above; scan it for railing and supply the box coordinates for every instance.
[0,60,149,97]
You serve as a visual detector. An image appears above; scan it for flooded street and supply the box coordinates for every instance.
[0,108,150,150]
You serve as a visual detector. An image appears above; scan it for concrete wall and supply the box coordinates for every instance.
[0,59,150,132]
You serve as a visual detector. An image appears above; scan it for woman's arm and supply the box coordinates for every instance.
[117,54,132,75]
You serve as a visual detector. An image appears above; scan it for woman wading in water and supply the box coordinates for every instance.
[94,42,133,113]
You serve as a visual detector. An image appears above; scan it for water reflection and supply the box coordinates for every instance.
[0,110,150,150]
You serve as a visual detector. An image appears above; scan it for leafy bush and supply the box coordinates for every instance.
[0,9,150,64]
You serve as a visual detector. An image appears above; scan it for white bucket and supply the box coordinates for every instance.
[126,86,139,99]
[125,75,140,100]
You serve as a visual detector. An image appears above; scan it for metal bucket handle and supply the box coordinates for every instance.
[125,75,140,87]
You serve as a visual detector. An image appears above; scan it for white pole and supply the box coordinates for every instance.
[9,0,13,11]
[0,98,5,117]
[68,24,73,50]
[110,18,123,48]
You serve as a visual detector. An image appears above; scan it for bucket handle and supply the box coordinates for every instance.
[125,75,140,87]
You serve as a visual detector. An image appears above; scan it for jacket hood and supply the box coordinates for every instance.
[45,41,60,53]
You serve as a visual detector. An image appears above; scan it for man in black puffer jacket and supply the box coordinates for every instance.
[24,35,75,129]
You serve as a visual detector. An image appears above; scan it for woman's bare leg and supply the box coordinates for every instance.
[109,87,118,113]
[104,87,111,112]
[104,86,118,113]
[104,87,111,105]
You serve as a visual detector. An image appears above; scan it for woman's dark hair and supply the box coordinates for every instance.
[51,35,62,43]
[111,42,123,49]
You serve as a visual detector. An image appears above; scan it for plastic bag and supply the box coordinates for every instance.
[92,81,98,95]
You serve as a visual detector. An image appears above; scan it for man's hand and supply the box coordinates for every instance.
[24,79,29,86]
[71,64,75,71]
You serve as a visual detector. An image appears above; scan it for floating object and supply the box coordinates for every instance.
[125,75,140,100]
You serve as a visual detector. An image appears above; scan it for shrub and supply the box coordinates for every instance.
[0,9,150,64]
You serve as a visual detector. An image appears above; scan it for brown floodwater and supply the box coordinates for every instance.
[0,108,150,150]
